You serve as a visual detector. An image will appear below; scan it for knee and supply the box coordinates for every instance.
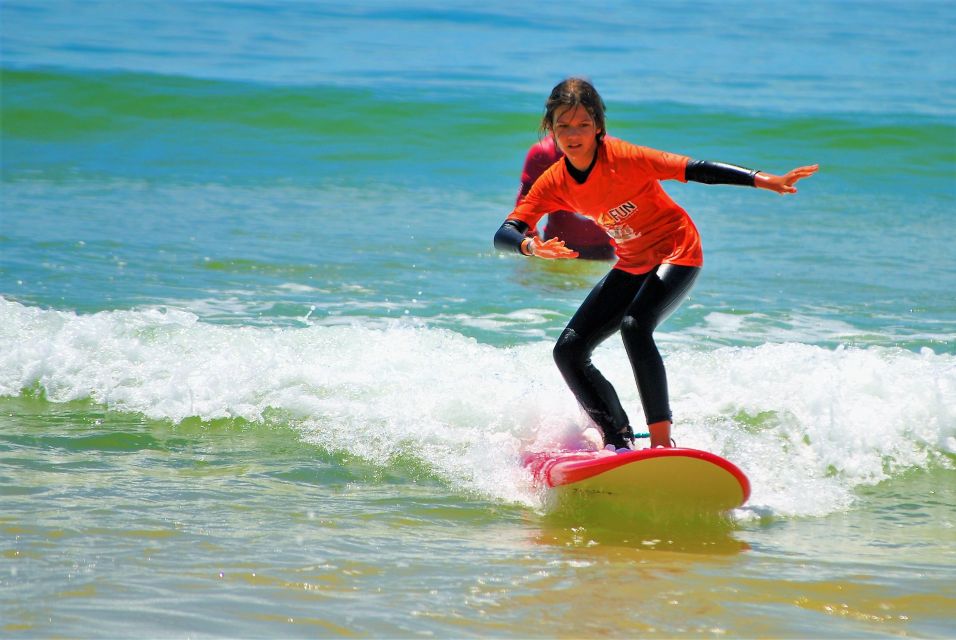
[619,314,651,340]
[620,314,657,358]
[553,328,588,372]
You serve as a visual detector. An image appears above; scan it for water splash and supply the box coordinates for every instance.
[3,297,954,516]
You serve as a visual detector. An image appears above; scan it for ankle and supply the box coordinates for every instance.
[603,425,635,450]
[648,420,672,448]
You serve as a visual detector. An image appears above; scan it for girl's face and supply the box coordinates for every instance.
[551,105,601,170]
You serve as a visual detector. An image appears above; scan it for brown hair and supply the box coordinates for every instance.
[540,77,607,141]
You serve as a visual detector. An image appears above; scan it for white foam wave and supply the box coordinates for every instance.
[2,297,954,516]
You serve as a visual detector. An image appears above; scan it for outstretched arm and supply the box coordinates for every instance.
[685,160,819,194]
[754,164,819,194]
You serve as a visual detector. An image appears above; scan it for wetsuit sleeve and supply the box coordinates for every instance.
[493,219,532,255]
[685,159,759,186]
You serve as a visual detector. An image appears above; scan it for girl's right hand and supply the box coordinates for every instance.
[529,236,579,259]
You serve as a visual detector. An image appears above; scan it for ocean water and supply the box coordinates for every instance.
[2,1,955,637]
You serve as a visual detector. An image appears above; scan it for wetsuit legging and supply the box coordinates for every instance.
[553,264,700,447]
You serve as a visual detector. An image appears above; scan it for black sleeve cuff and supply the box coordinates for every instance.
[494,219,531,255]
[686,159,759,186]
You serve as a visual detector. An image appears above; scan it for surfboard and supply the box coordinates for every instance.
[523,447,750,513]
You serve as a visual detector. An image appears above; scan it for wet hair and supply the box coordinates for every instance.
[540,77,607,141]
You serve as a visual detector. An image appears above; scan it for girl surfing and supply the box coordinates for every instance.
[495,77,817,450]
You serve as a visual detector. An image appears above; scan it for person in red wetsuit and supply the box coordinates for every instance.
[495,77,817,450]
[517,136,615,260]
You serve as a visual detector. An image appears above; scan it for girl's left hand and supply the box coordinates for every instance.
[756,164,819,194]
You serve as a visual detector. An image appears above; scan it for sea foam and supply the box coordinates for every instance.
[2,297,953,515]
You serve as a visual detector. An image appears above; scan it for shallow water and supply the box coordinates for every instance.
[3,397,954,637]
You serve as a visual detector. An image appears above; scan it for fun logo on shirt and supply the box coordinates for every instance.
[599,200,642,242]
[606,224,641,242]
[603,200,637,224]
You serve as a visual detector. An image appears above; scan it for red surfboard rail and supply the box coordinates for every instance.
[523,447,751,508]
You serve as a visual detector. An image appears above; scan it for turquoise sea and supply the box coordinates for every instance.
[2,1,955,637]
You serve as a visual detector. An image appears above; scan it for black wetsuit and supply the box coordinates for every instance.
[495,158,758,448]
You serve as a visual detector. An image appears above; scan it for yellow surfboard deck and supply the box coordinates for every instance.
[525,448,750,514]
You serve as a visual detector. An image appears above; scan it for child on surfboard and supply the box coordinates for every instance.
[494,77,817,450]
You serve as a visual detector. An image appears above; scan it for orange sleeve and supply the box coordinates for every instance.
[508,165,571,228]
[517,140,562,203]
[636,146,690,183]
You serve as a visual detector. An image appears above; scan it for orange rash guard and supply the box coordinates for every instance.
[507,138,701,275]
